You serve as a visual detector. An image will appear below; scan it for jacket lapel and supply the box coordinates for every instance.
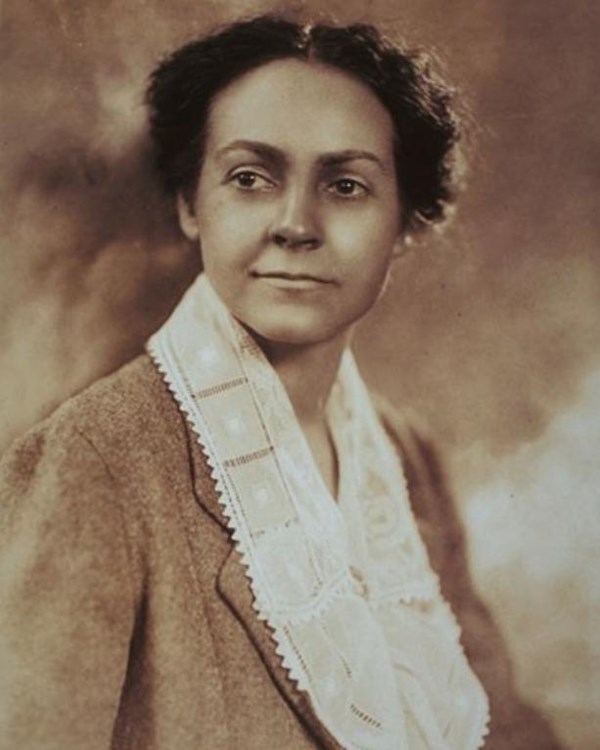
[217,548,343,750]
[185,419,343,750]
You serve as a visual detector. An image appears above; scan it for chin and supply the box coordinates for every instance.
[253,325,331,347]
[242,313,345,349]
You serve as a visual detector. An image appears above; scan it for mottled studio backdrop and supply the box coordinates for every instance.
[1,1,598,747]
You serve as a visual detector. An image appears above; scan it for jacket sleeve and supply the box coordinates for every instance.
[0,418,140,750]
[379,406,565,750]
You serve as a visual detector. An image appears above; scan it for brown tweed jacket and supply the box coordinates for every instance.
[0,355,563,750]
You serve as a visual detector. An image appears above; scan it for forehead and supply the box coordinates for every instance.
[203,58,396,162]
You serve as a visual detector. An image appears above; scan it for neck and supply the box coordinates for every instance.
[257,331,352,426]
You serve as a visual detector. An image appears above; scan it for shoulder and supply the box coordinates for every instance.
[0,353,194,566]
[0,376,146,748]
[373,393,439,470]
[54,353,187,460]
[0,367,152,614]
[0,355,188,596]
[373,393,480,623]
[373,393,456,531]
[2,354,188,482]
[0,355,167,511]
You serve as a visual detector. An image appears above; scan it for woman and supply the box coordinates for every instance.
[0,14,563,750]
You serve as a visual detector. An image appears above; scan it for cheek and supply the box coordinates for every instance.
[328,208,398,274]
[197,191,272,250]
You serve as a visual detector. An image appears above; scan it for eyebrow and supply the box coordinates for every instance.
[214,140,389,173]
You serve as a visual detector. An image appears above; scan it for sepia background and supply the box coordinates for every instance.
[1,0,598,747]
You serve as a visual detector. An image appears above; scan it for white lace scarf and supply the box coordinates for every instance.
[147,274,490,750]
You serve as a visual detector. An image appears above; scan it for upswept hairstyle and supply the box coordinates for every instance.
[145,14,464,233]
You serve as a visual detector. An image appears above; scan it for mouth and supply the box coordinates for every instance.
[252,271,334,287]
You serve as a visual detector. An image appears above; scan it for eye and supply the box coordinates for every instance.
[328,178,369,198]
[230,169,274,191]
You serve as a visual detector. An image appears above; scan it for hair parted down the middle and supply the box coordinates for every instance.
[145,14,465,233]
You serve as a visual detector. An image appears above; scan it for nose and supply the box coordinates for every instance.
[269,186,322,250]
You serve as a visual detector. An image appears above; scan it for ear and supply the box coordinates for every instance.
[176,193,200,241]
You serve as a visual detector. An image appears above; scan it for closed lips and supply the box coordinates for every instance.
[253,271,334,284]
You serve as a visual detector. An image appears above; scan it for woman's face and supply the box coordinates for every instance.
[178,58,403,347]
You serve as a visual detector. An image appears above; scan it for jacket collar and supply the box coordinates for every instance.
[218,547,343,750]
[186,419,343,750]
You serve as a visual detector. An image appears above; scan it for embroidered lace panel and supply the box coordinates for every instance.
[147,274,490,750]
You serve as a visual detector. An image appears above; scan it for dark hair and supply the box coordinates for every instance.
[145,14,464,233]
